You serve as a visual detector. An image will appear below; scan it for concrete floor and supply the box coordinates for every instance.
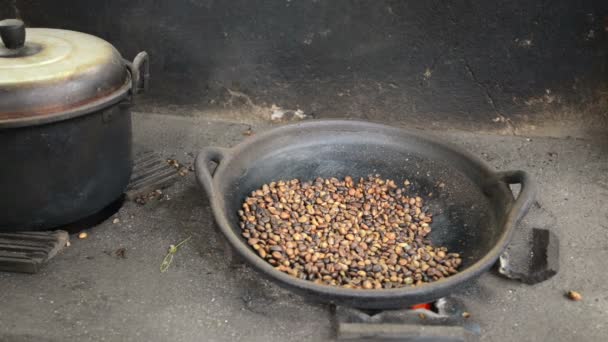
[1,113,606,341]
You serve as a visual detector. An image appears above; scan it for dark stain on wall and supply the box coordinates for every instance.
[2,0,607,132]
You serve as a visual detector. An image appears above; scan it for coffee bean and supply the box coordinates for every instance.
[240,176,461,289]
[271,251,283,260]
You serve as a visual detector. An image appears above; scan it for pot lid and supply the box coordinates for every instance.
[0,19,131,127]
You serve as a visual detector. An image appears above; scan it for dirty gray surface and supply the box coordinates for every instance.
[1,114,607,341]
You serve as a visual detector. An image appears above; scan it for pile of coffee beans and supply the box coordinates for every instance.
[238,175,462,289]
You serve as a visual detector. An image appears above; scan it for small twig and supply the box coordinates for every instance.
[160,236,191,273]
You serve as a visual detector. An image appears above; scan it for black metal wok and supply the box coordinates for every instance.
[195,120,535,309]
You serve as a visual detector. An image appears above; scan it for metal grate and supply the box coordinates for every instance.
[125,151,180,200]
[335,297,479,341]
[0,230,69,274]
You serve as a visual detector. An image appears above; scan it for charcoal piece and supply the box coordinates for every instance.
[497,228,559,284]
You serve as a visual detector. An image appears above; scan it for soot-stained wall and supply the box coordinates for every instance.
[2,0,607,133]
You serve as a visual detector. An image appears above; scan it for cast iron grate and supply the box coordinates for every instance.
[335,297,479,341]
[0,230,69,274]
[125,151,180,201]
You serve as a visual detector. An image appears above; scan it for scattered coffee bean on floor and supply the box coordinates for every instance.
[566,290,582,301]
[238,175,462,289]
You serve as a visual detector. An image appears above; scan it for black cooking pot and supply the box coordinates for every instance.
[0,19,149,231]
[195,120,535,309]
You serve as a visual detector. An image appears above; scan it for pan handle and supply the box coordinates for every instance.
[195,147,230,200]
[496,170,537,223]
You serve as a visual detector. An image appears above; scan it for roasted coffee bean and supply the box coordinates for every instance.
[239,176,461,289]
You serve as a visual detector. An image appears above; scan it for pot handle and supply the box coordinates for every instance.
[125,51,150,95]
[496,170,537,223]
[195,147,230,199]
[0,19,25,49]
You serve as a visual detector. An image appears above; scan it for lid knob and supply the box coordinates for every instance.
[0,19,26,49]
